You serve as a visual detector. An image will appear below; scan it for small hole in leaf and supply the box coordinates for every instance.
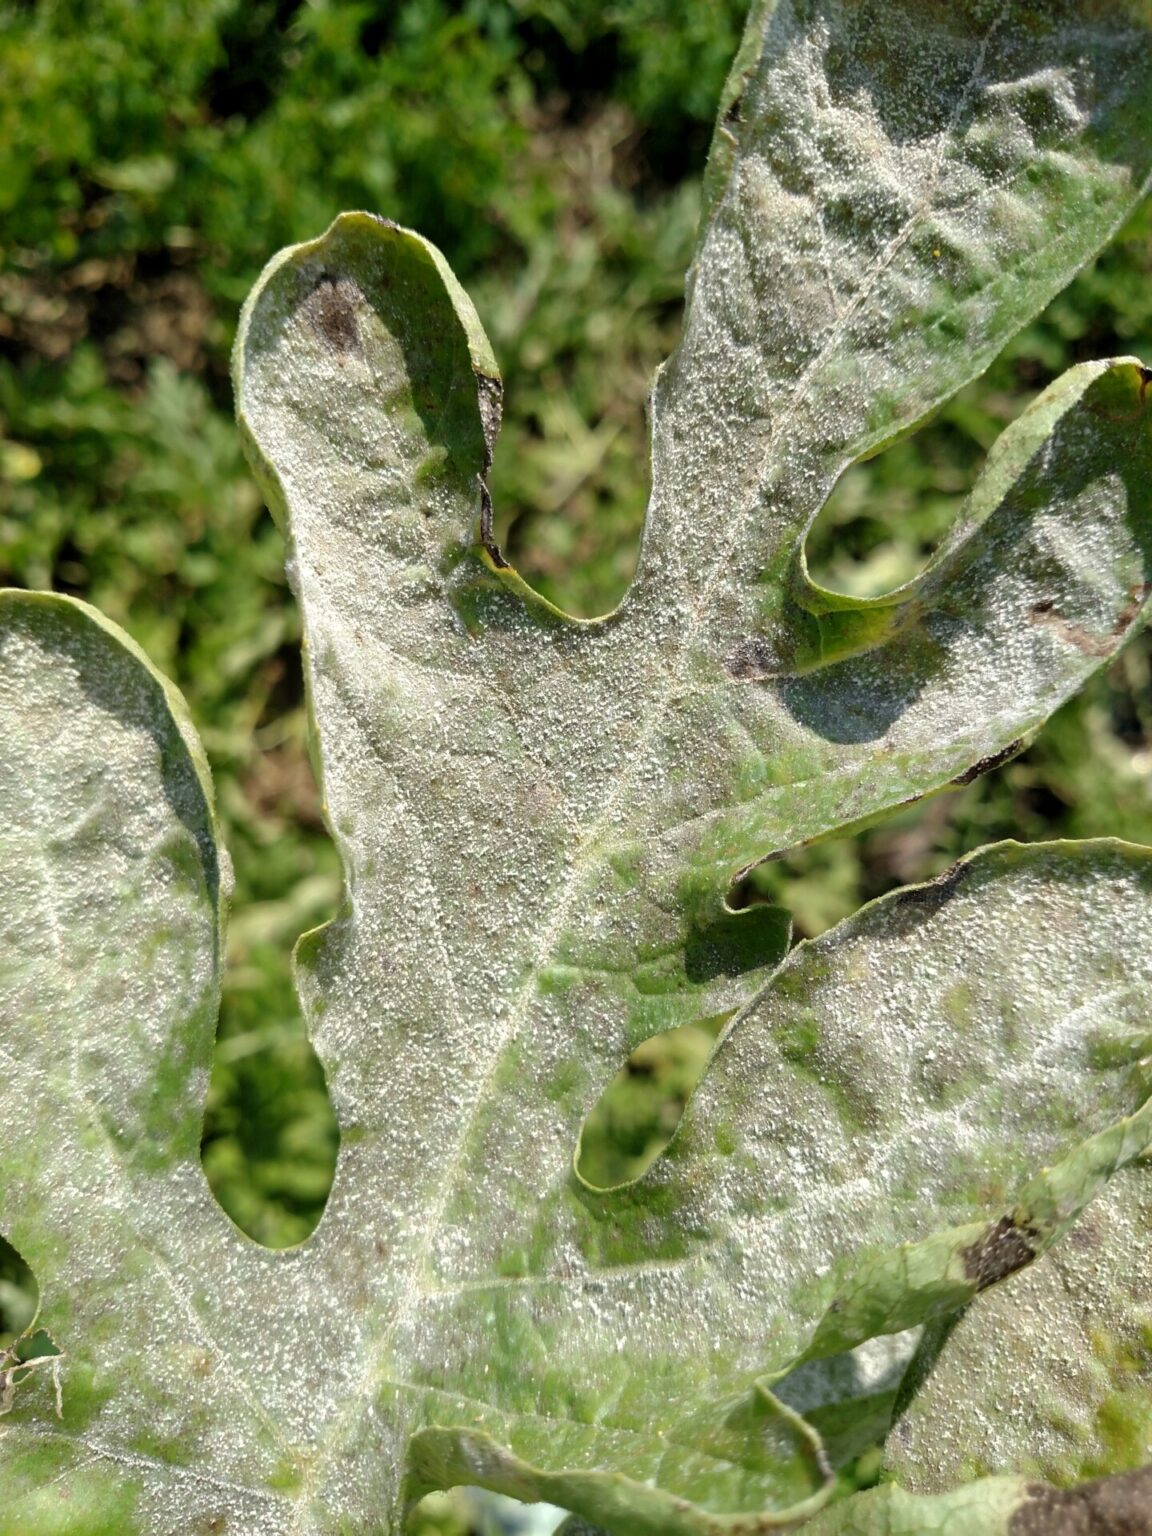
[0,1235,39,1346]
[577,1017,729,1190]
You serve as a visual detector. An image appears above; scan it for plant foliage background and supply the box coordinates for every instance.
[2,3,1152,1530]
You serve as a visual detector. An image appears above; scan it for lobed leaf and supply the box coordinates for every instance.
[3,2,1152,1532]
[797,1465,1152,1534]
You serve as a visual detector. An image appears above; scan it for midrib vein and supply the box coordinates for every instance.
[299,5,1009,1508]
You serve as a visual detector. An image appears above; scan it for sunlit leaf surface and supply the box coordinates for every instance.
[3,2,1152,1530]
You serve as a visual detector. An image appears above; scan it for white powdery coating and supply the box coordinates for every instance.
[3,0,1152,1530]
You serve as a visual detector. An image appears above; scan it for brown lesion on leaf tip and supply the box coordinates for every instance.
[950,736,1026,787]
[961,1214,1039,1292]
[304,270,362,357]
[1009,1464,1152,1534]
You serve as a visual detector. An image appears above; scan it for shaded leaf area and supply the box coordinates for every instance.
[4,1,1152,1533]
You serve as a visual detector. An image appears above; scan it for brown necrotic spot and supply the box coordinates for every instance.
[1009,1465,1152,1534]
[474,370,503,473]
[961,1214,1038,1291]
[950,736,1026,787]
[727,636,779,680]
[305,271,362,356]
[894,858,969,913]
[1114,581,1152,635]
[477,476,509,568]
[1027,585,1152,660]
[1029,601,1114,658]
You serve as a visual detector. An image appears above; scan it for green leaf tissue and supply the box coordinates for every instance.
[3,3,1152,1532]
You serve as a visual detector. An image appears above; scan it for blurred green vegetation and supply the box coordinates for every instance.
[1,4,1151,1523]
